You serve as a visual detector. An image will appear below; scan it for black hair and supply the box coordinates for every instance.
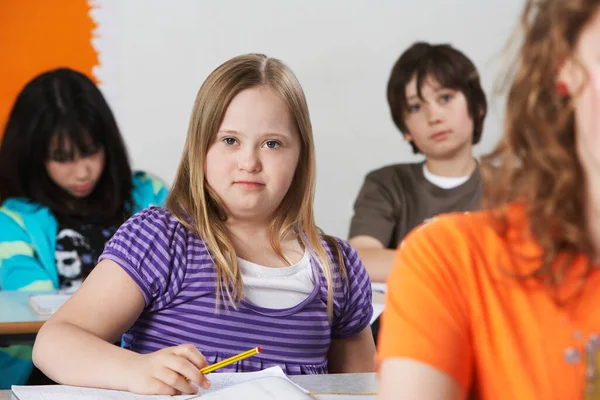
[0,68,133,222]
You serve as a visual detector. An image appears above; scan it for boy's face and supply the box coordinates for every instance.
[403,75,475,159]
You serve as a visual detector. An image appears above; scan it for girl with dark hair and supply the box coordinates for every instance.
[0,68,168,387]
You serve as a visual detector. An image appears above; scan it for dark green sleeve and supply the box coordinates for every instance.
[348,171,399,249]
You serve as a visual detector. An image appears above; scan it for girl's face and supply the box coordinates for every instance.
[205,86,301,223]
[45,136,106,198]
[561,9,600,174]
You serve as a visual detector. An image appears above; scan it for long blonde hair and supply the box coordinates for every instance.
[482,0,600,285]
[167,54,346,316]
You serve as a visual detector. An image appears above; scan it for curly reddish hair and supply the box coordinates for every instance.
[482,0,600,286]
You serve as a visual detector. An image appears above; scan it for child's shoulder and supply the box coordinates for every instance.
[364,162,423,183]
[320,235,353,254]
[319,235,362,272]
[125,206,179,231]
[318,235,372,319]
[119,206,206,250]
[0,198,56,236]
[131,171,169,209]
[105,207,214,272]
[1,197,49,217]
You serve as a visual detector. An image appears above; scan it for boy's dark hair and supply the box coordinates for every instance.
[0,68,133,223]
[387,42,487,154]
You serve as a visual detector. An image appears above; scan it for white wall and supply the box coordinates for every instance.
[93,0,524,238]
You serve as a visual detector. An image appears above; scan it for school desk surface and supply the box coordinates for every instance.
[0,291,51,346]
[0,373,377,399]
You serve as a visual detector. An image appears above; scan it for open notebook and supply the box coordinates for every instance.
[12,366,313,399]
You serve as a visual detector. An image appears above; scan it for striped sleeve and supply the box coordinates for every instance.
[331,240,373,338]
[99,207,187,311]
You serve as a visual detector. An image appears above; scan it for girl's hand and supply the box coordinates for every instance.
[126,344,211,395]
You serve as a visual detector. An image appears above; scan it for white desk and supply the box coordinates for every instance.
[293,372,377,395]
[0,291,53,346]
[371,290,385,324]
[0,373,377,399]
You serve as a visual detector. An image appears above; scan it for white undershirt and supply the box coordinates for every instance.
[239,249,314,309]
[423,164,470,189]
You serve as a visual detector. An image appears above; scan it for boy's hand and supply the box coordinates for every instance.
[126,344,211,395]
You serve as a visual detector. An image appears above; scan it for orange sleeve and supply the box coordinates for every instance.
[377,216,474,391]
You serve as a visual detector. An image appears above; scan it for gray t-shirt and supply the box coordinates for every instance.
[349,162,482,249]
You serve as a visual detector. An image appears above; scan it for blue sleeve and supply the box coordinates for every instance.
[0,209,55,291]
[131,171,170,212]
[154,184,169,207]
[331,240,373,339]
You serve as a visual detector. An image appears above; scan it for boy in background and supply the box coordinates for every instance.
[349,42,487,283]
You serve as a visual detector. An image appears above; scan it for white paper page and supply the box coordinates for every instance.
[12,385,191,400]
[13,367,300,400]
[197,376,311,400]
[195,366,293,395]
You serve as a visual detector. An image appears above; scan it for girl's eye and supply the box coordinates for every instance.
[407,104,420,113]
[223,137,238,146]
[264,140,281,149]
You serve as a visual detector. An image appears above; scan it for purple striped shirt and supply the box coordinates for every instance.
[99,207,372,375]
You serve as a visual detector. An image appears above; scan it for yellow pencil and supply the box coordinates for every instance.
[200,346,262,375]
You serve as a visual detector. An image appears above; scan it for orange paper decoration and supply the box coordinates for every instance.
[0,0,99,143]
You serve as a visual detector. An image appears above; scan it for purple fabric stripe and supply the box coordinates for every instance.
[133,322,330,349]
[131,338,328,363]
[128,333,328,360]
[145,312,329,334]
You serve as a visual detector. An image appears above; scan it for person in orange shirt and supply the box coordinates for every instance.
[377,1,600,399]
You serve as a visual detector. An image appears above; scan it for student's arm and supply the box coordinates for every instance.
[328,325,376,373]
[377,218,473,400]
[33,259,210,395]
[349,171,399,283]
[348,236,397,283]
[0,210,55,291]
